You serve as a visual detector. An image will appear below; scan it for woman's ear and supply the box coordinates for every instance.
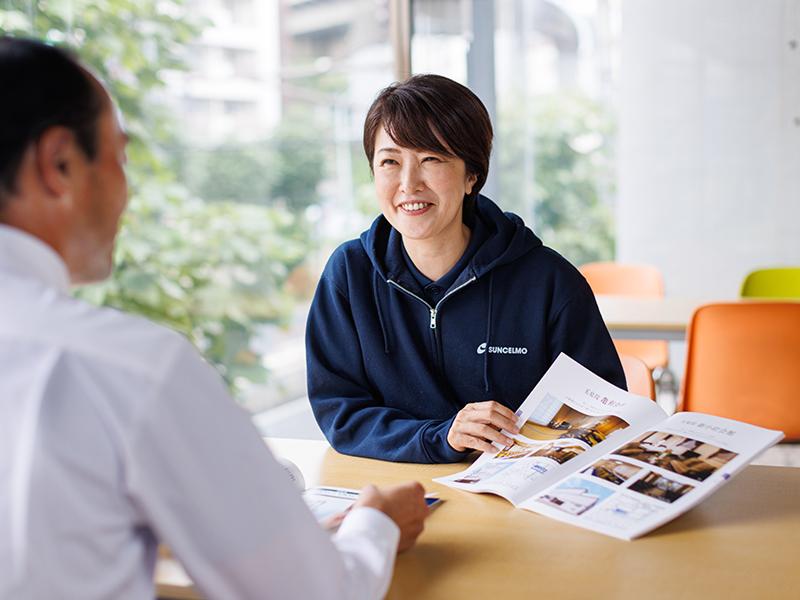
[465,172,478,195]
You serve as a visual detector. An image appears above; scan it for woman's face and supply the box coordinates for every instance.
[373,126,477,246]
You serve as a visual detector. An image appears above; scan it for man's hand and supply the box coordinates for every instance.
[354,482,428,552]
[447,401,520,453]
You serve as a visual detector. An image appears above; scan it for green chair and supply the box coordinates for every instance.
[740,268,800,299]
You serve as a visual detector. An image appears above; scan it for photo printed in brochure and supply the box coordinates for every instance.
[537,477,616,517]
[613,431,738,482]
[582,458,643,486]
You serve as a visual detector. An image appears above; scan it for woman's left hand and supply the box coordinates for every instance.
[446,401,520,453]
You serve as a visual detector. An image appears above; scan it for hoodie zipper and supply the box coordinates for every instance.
[387,276,477,329]
[386,276,477,379]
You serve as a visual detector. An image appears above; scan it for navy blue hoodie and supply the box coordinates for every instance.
[306,195,625,463]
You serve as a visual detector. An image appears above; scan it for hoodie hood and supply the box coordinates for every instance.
[360,194,542,284]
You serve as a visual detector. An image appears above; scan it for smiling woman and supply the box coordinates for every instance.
[371,127,475,280]
[364,75,487,283]
[305,74,626,464]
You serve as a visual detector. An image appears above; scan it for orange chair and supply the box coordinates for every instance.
[579,262,668,371]
[679,302,800,440]
[620,354,655,400]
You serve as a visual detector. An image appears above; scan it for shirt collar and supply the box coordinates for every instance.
[0,224,71,293]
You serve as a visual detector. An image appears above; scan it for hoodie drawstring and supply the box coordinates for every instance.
[483,271,494,393]
[373,271,391,354]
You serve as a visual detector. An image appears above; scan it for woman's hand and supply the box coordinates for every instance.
[447,401,520,453]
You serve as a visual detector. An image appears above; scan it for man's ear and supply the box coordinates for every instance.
[35,126,79,199]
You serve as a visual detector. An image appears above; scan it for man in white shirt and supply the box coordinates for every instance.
[0,37,428,600]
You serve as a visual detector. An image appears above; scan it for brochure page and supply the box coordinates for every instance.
[303,487,362,528]
[435,353,667,505]
[303,487,443,531]
[518,412,784,539]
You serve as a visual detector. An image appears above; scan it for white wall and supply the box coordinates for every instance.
[617,0,800,299]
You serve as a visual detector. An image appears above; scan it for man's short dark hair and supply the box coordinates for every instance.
[0,37,103,208]
[363,74,493,201]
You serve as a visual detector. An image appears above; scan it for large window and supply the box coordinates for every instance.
[7,1,792,428]
[1,0,620,426]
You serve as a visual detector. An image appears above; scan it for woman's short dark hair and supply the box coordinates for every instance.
[0,37,103,207]
[363,74,493,200]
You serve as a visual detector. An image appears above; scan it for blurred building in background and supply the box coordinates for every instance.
[163,0,283,145]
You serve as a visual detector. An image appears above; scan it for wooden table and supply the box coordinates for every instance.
[157,438,800,600]
[595,296,704,341]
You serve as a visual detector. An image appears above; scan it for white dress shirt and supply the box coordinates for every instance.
[0,225,399,600]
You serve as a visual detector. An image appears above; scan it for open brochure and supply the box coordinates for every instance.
[435,353,784,540]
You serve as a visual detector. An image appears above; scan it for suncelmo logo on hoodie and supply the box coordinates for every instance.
[476,343,528,355]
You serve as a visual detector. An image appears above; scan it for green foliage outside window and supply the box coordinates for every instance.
[498,92,616,266]
[1,0,316,393]
[180,112,326,215]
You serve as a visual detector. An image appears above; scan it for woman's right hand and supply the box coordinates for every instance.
[446,401,520,453]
